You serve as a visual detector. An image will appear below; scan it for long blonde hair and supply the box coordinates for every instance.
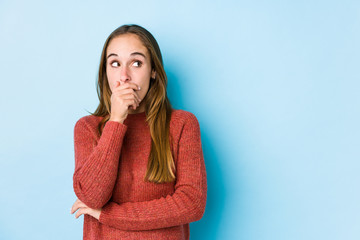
[90,24,175,183]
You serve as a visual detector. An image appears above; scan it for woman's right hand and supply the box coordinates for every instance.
[109,81,141,123]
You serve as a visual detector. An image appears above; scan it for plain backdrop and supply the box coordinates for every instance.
[0,0,359,239]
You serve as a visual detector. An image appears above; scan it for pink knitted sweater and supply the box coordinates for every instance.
[72,109,207,239]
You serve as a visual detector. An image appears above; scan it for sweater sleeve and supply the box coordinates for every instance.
[98,113,207,231]
[73,118,127,209]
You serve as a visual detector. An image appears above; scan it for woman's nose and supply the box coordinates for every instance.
[119,66,130,83]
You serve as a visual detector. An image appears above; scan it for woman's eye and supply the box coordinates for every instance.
[133,61,142,67]
[111,61,119,67]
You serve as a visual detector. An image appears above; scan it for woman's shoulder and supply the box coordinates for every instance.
[170,109,200,128]
[74,114,103,131]
[169,109,202,144]
[171,109,198,119]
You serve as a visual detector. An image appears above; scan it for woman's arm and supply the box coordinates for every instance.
[73,118,127,209]
[98,113,207,231]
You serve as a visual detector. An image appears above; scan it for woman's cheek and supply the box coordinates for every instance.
[108,75,117,91]
[140,86,149,101]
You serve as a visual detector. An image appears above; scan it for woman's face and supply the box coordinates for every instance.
[106,33,156,104]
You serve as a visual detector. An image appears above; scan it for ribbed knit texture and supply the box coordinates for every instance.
[73,109,207,240]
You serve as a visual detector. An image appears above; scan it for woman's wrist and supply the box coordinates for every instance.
[109,117,125,124]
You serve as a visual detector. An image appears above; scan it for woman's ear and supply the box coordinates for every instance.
[151,70,156,79]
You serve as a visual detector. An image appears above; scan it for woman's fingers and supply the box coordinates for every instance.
[70,199,78,214]
[71,204,81,214]
[114,82,141,103]
[109,82,142,120]
[122,93,140,106]
[70,199,86,214]
[113,87,141,103]
[114,82,140,91]
[112,84,141,111]
[71,199,89,218]
[75,207,88,219]
[115,92,140,110]
[124,98,138,110]
[71,199,101,220]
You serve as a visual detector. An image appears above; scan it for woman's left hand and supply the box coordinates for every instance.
[70,198,102,220]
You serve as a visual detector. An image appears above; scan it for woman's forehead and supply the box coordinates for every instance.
[107,34,148,56]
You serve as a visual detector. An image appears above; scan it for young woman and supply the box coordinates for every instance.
[70,24,207,240]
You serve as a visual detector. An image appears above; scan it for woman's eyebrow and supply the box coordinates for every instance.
[107,52,146,59]
[130,52,146,58]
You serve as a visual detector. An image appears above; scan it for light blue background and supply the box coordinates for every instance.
[0,0,359,239]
